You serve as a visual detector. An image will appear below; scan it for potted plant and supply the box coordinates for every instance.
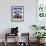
[33,32,46,43]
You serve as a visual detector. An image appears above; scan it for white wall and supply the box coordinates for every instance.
[0,0,37,42]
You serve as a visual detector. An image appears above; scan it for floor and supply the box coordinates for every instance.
[0,42,46,46]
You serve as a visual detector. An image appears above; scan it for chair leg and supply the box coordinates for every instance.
[4,33,7,46]
[16,34,18,46]
[4,41,7,46]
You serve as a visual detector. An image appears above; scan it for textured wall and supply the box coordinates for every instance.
[0,0,36,42]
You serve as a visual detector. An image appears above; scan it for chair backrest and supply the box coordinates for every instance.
[11,27,18,34]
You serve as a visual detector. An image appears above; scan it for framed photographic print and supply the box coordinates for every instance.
[36,0,46,26]
[11,6,24,22]
[37,0,46,19]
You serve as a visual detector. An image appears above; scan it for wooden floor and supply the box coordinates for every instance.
[0,42,46,46]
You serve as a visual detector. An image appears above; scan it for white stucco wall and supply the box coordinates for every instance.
[1,0,46,42]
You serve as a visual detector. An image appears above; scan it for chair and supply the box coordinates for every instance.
[18,33,30,46]
[4,27,19,46]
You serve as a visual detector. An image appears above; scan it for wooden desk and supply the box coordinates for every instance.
[4,33,30,46]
